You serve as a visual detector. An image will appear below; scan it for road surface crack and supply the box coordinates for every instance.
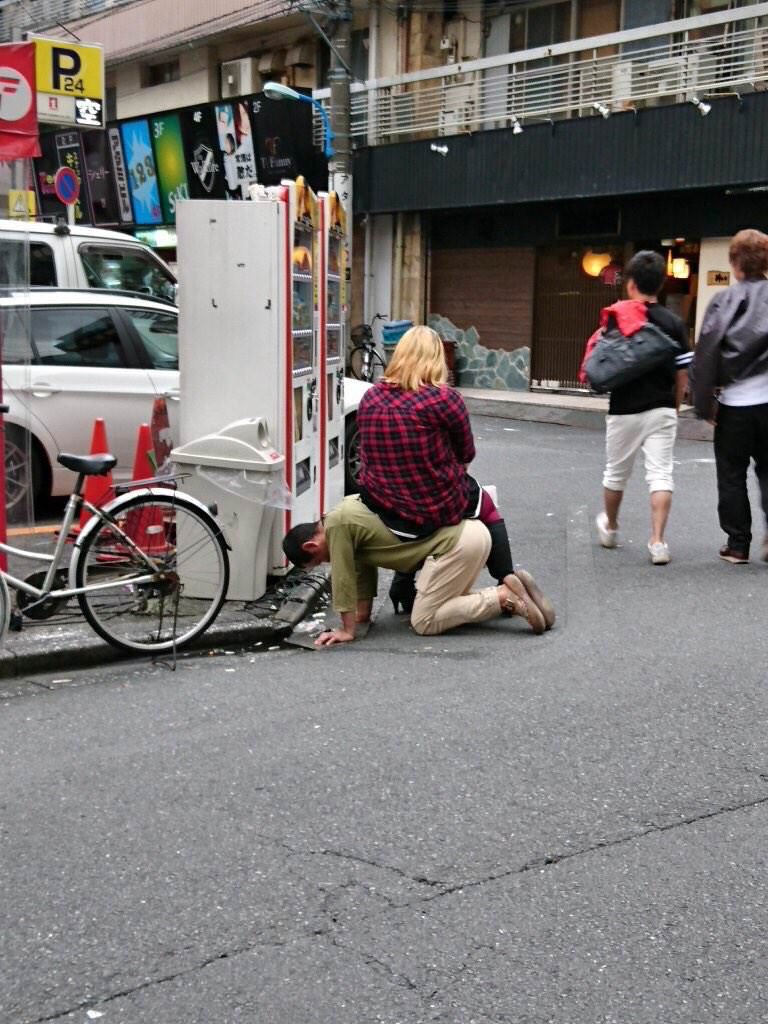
[420,791,768,904]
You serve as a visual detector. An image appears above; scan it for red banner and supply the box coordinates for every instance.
[0,43,40,160]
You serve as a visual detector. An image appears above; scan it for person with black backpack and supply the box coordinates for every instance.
[581,251,692,564]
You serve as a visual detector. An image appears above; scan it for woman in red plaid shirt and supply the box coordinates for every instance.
[356,325,553,629]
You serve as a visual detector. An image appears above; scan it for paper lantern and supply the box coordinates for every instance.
[671,258,690,279]
[582,251,612,277]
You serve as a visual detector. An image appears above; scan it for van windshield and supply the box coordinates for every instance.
[80,243,176,302]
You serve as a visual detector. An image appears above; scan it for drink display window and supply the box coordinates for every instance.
[327,234,342,361]
[292,223,314,372]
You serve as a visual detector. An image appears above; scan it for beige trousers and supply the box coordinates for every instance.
[410,519,501,636]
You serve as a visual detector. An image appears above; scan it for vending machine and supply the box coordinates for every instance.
[176,177,343,577]
[318,191,348,512]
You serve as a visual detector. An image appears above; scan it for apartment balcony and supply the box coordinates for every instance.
[315,4,768,147]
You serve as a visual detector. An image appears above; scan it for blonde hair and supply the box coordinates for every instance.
[383,325,447,392]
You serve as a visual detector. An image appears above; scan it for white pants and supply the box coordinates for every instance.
[603,407,678,493]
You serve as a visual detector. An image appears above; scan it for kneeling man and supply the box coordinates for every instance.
[283,494,554,646]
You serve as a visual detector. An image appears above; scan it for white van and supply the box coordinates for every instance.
[0,219,176,301]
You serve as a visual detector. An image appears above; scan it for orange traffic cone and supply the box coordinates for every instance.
[122,423,168,555]
[131,422,155,483]
[79,418,114,529]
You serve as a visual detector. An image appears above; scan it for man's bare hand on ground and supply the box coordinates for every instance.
[315,629,355,647]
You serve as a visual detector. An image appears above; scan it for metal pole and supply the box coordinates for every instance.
[328,0,353,307]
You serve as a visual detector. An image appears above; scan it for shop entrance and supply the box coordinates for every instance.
[530,240,699,390]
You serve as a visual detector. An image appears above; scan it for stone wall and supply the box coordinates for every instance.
[428,314,530,391]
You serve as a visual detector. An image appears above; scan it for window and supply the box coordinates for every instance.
[124,308,178,370]
[31,308,124,368]
[143,59,181,87]
[0,240,57,288]
[79,243,177,302]
[0,308,33,364]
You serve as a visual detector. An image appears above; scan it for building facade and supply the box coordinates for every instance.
[11,0,768,391]
[337,0,768,391]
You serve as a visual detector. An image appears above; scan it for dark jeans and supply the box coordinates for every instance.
[714,401,768,553]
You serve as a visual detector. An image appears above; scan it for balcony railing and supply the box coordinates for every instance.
[314,3,768,147]
[0,0,142,42]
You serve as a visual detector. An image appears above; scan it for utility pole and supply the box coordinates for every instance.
[327,0,353,271]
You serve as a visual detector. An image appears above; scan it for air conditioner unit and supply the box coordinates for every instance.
[221,58,258,99]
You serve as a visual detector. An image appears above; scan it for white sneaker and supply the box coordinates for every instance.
[596,512,619,548]
[648,541,671,565]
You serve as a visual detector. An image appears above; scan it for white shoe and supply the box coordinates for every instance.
[596,512,618,548]
[648,541,670,565]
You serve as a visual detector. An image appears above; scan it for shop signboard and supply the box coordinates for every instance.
[34,129,90,223]
[178,104,227,200]
[82,130,122,225]
[31,88,327,228]
[33,37,105,128]
[249,93,317,186]
[212,100,258,200]
[107,126,133,223]
[150,112,189,223]
[120,118,162,225]
[0,42,41,159]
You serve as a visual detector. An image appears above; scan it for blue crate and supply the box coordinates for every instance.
[382,319,413,346]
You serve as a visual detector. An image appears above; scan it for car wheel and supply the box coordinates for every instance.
[344,413,361,494]
[5,425,47,514]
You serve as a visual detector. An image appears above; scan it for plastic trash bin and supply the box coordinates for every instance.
[172,418,286,601]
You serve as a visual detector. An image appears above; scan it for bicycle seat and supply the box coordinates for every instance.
[57,453,117,476]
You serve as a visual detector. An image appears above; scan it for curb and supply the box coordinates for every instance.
[0,618,288,680]
[464,395,714,442]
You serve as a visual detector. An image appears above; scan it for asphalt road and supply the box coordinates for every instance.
[2,417,767,1024]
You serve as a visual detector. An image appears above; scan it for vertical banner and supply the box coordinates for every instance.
[120,118,162,225]
[81,130,121,225]
[213,102,239,199]
[0,42,41,159]
[150,112,189,223]
[212,100,257,199]
[107,126,133,223]
[232,99,258,196]
[179,104,227,200]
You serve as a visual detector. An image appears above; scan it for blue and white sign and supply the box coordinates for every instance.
[120,118,161,225]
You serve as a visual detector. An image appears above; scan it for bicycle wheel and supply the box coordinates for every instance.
[73,491,229,654]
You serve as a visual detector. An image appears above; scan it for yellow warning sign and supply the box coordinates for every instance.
[8,190,36,220]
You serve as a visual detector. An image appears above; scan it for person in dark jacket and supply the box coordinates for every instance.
[690,228,768,564]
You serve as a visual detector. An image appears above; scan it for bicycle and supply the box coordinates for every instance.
[0,448,230,655]
[348,313,387,382]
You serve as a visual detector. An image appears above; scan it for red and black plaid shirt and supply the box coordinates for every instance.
[356,381,474,527]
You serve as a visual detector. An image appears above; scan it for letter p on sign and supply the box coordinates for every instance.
[51,47,81,92]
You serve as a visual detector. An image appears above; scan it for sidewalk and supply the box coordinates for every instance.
[460,387,714,442]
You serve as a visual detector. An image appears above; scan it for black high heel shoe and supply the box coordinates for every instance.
[389,571,417,614]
